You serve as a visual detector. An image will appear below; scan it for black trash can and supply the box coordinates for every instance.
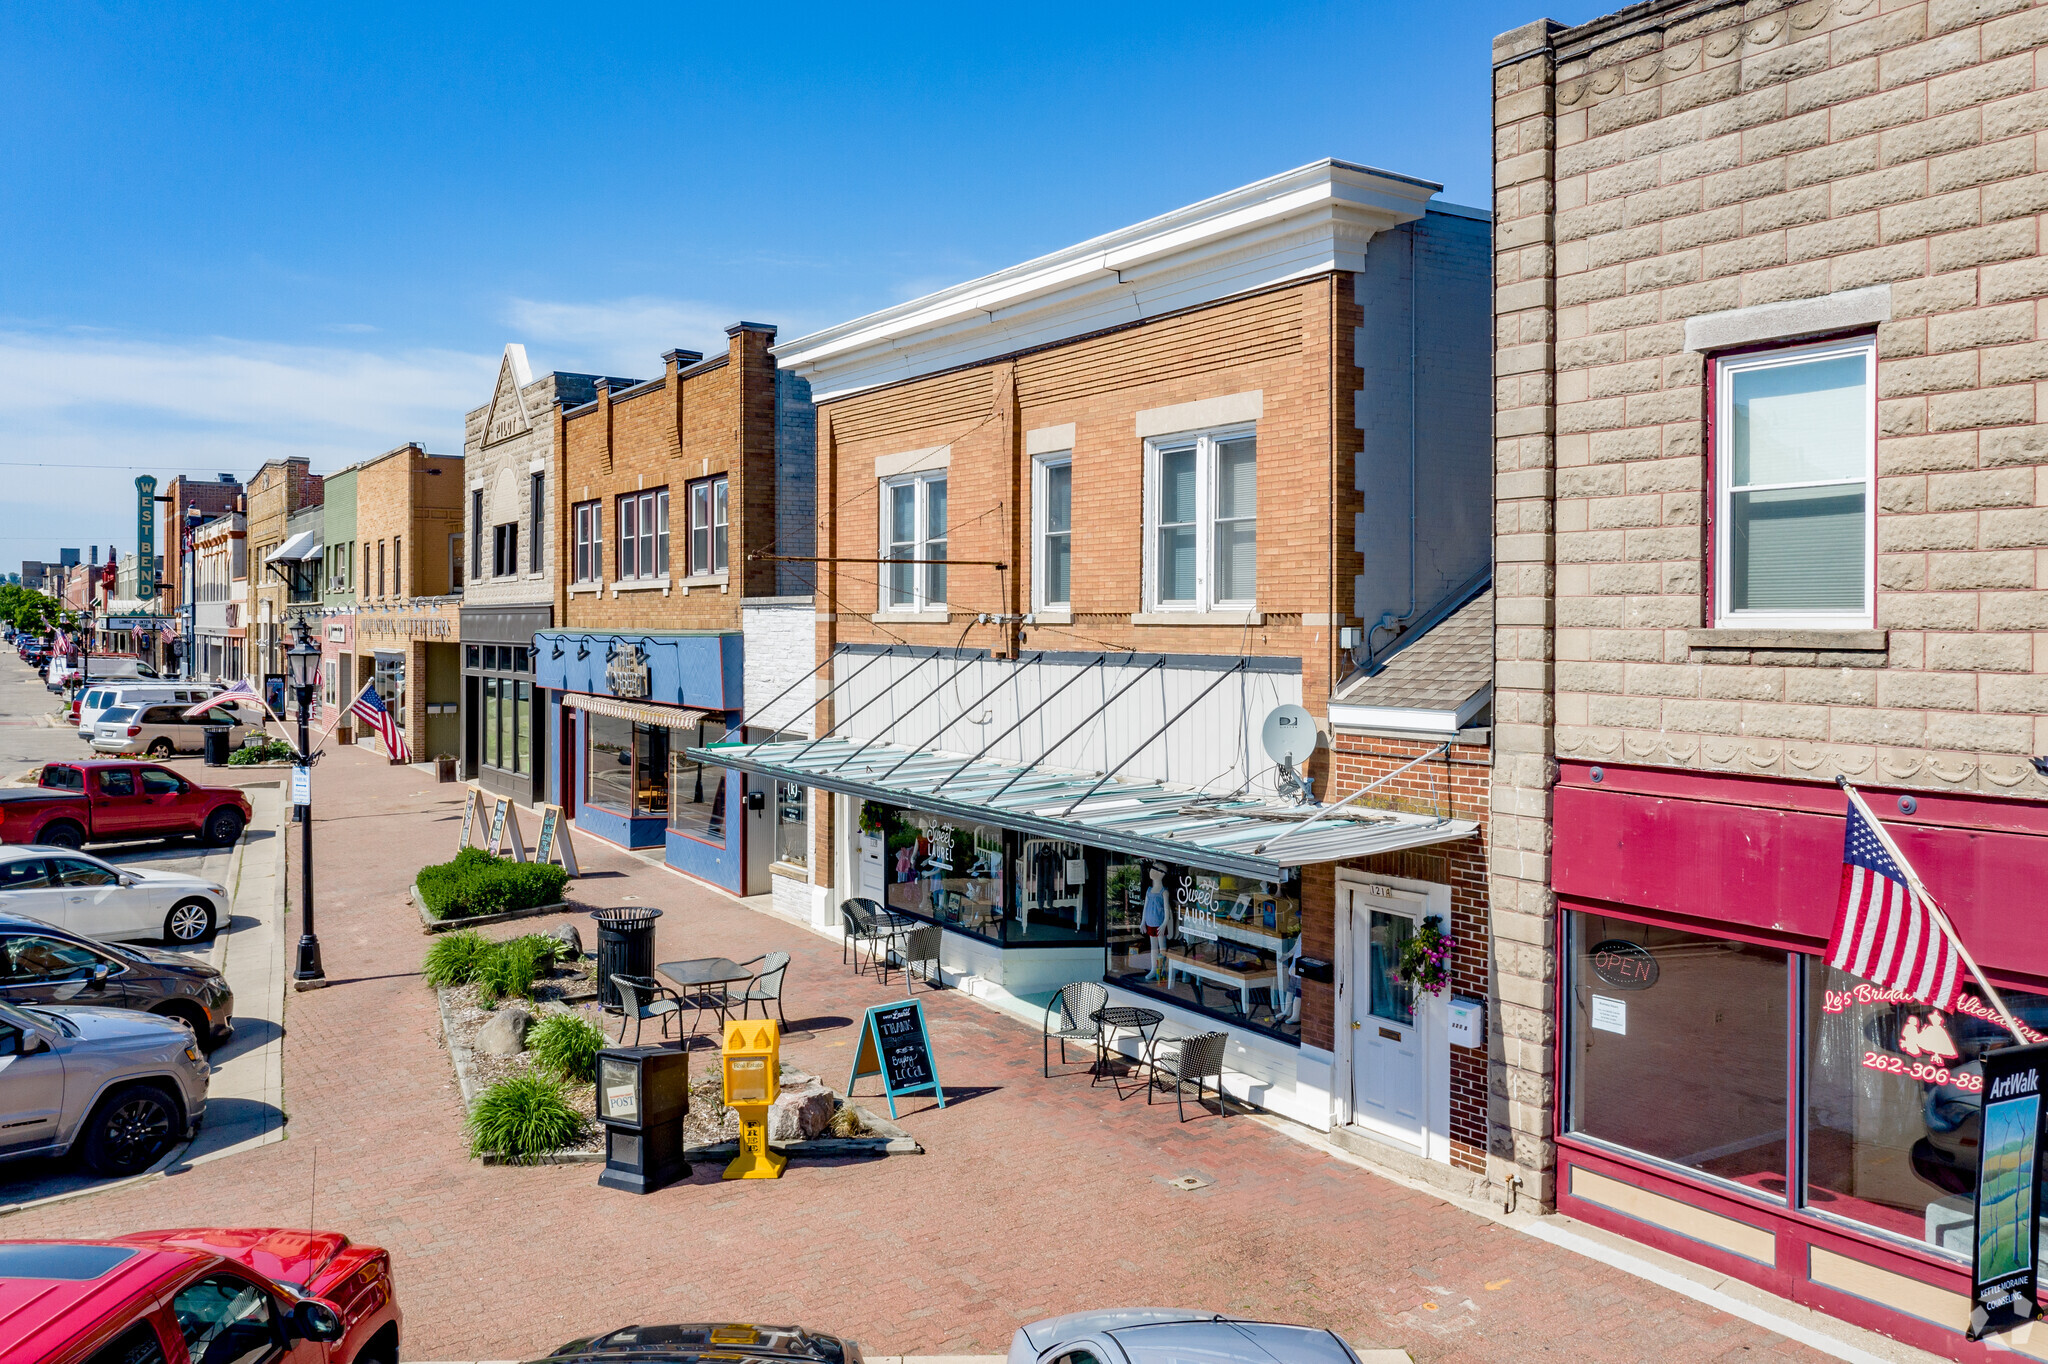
[590,906,662,1011]
[203,726,232,767]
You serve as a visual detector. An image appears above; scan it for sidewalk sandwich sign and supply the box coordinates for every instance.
[486,794,527,861]
[534,803,580,876]
[1970,1043,2048,1340]
[847,999,945,1119]
[458,785,482,853]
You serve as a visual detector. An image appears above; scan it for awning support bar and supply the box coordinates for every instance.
[1059,660,1248,816]
[828,652,984,772]
[785,647,908,762]
[988,658,1166,802]
[878,651,1046,782]
[932,654,1108,794]
[1252,742,1450,854]
[737,649,838,735]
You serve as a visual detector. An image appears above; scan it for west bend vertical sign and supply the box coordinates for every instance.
[133,476,157,601]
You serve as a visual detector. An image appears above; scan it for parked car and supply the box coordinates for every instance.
[539,1324,863,1364]
[0,913,232,1046]
[1007,1313,1365,1364]
[48,656,157,694]
[0,846,231,945]
[0,997,208,1175]
[93,703,254,758]
[0,761,250,850]
[0,1227,400,1364]
[75,683,223,740]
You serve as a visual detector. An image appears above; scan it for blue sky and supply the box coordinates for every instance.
[0,0,1597,562]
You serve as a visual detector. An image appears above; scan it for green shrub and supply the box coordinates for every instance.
[422,929,492,988]
[467,1073,582,1160]
[474,937,546,1007]
[527,1013,606,1082]
[415,850,570,920]
[227,738,295,765]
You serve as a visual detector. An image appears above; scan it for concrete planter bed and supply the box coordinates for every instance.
[433,963,918,1166]
[411,882,574,934]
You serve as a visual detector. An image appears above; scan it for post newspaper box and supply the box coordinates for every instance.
[595,1044,690,1194]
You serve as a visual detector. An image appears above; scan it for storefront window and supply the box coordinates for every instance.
[483,677,501,768]
[1804,961,2048,1256]
[586,714,668,817]
[513,680,530,775]
[1567,913,1789,1196]
[875,806,1006,938]
[1105,857,1300,1041]
[775,780,807,868]
[1011,838,1096,946]
[668,718,728,843]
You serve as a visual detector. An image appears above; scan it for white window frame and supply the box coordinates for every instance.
[572,500,602,584]
[615,489,667,582]
[1031,453,1072,611]
[1141,423,1256,613]
[1711,336,1876,631]
[687,475,727,577]
[879,471,947,611]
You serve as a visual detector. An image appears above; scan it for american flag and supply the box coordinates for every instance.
[1828,797,1965,1012]
[350,685,410,763]
[183,678,260,720]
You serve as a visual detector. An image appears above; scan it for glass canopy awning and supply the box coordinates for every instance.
[689,735,1478,881]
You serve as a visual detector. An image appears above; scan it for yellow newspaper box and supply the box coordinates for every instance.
[721,1019,785,1179]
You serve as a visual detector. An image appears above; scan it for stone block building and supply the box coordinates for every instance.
[1494,1,2048,1354]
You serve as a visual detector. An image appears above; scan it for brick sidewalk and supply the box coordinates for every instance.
[4,746,1825,1362]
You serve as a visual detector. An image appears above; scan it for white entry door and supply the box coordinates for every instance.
[1347,880,1433,1154]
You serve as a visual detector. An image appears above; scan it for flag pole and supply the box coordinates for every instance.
[315,679,373,750]
[1837,776,2026,1041]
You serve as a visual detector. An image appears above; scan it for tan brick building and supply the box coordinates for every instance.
[1495,2,2048,1352]
[244,458,323,687]
[348,442,464,761]
[713,159,1494,1153]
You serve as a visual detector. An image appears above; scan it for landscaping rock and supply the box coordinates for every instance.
[548,923,583,960]
[767,1073,836,1142]
[475,1006,533,1057]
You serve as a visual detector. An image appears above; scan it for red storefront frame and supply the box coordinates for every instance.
[1551,760,2048,1360]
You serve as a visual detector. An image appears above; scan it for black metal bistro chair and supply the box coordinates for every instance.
[1146,1030,1230,1121]
[610,974,683,1047]
[896,925,943,994]
[1042,980,1109,1077]
[733,951,791,1027]
[840,898,901,977]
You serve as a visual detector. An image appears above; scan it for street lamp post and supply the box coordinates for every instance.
[184,505,203,682]
[286,616,325,988]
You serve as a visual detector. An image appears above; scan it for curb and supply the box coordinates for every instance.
[413,883,573,934]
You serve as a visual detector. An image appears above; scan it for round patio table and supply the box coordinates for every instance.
[1091,1005,1165,1097]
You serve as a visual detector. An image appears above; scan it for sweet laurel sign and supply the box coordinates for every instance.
[847,999,945,1119]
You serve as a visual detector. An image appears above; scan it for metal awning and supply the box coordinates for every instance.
[688,736,1477,880]
[565,691,714,730]
[266,531,321,562]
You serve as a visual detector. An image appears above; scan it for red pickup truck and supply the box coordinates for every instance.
[0,760,251,849]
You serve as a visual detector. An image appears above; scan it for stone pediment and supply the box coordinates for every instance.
[484,344,535,445]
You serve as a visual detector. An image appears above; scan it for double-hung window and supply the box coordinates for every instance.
[572,500,601,583]
[492,523,518,578]
[528,473,544,573]
[882,472,946,610]
[470,490,484,580]
[687,475,728,577]
[1712,337,1876,629]
[617,489,668,581]
[1033,455,1072,610]
[1145,426,1256,611]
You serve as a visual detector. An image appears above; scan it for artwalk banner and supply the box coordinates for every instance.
[1970,1042,2048,1340]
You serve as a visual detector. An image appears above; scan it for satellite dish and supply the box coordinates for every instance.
[1261,704,1317,767]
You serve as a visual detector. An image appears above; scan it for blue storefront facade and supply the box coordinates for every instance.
[536,628,750,893]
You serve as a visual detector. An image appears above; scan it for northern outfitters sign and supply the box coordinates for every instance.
[134,476,157,601]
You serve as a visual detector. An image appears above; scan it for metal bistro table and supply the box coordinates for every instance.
[1090,1005,1165,1098]
[656,957,757,1039]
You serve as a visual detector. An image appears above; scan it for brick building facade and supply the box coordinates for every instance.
[1494,0,2048,1353]
[348,442,464,762]
[244,458,323,686]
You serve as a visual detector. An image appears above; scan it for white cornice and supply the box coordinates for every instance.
[774,158,1444,402]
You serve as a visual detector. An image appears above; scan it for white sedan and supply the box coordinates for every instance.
[0,845,230,945]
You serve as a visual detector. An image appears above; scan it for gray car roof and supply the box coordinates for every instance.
[1024,1314,1355,1364]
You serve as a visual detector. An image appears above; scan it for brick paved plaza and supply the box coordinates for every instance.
[4,746,1829,1362]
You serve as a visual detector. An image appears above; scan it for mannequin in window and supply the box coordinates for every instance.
[1142,865,1169,981]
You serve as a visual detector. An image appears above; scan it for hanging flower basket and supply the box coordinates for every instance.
[1398,914,1454,997]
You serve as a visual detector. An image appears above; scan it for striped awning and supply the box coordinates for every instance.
[563,691,715,730]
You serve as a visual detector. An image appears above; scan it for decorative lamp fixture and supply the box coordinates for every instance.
[285,616,321,693]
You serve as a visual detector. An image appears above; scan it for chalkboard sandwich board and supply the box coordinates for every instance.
[847,1000,945,1119]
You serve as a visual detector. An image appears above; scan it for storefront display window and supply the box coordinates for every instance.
[668,718,728,843]
[876,805,1006,937]
[1011,838,1095,946]
[1804,961,2048,1256]
[1104,856,1300,1041]
[1567,914,1789,1195]
[586,713,669,817]
[774,780,807,868]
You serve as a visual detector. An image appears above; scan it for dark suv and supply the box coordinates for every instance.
[0,912,232,1050]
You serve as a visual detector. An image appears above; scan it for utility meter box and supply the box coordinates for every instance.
[1447,996,1485,1050]
[595,1044,690,1194]
[722,1019,785,1179]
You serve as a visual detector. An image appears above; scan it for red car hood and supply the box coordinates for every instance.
[123,1229,350,1293]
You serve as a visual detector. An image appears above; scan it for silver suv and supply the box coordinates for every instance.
[0,996,209,1176]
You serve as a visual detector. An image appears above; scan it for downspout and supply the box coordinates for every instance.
[1361,227,1420,671]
